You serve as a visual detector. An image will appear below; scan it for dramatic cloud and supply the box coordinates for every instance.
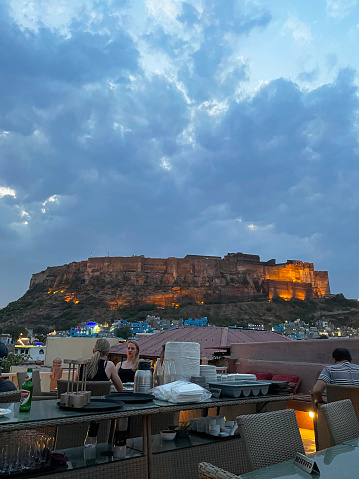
[1,0,359,307]
[326,0,358,19]
[282,16,312,45]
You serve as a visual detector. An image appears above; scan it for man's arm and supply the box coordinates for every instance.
[313,379,327,407]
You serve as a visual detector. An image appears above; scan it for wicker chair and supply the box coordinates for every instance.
[0,390,21,403]
[198,462,243,479]
[326,384,359,418]
[320,399,359,446]
[57,379,111,397]
[236,408,305,472]
[17,370,57,399]
[57,379,111,398]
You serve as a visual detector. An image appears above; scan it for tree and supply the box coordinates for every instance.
[1,352,30,373]
[33,325,51,343]
[115,326,132,340]
[3,325,29,342]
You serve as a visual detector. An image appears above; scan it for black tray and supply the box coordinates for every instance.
[105,392,154,403]
[57,399,124,411]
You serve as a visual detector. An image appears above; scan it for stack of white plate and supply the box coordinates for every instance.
[200,365,217,383]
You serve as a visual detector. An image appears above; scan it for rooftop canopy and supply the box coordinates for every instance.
[109,326,290,360]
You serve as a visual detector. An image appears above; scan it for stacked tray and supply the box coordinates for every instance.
[268,381,293,396]
[207,380,272,398]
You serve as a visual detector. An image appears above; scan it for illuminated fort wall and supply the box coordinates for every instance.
[30,253,330,307]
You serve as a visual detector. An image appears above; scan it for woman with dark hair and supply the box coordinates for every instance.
[77,338,123,391]
[116,339,140,383]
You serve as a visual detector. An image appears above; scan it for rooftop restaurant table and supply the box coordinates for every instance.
[0,393,292,479]
[0,393,292,431]
[241,443,359,479]
[0,398,160,431]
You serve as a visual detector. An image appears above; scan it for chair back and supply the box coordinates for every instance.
[236,409,305,472]
[198,462,242,479]
[17,369,42,396]
[320,399,359,445]
[327,384,359,417]
[57,379,111,397]
[0,390,21,403]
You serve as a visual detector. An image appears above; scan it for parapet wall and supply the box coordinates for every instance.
[232,338,359,394]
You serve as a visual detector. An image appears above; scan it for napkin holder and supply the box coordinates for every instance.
[294,452,320,474]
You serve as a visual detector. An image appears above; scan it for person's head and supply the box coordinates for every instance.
[332,348,352,363]
[88,338,111,379]
[126,340,140,370]
[94,338,111,357]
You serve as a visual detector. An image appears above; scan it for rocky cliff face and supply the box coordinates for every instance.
[7,254,359,333]
[29,252,330,309]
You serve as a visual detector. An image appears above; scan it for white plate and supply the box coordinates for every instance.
[0,408,11,416]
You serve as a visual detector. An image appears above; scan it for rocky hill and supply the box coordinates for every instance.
[1,252,358,332]
[0,286,359,333]
[28,253,330,308]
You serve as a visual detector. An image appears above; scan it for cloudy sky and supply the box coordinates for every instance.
[1,0,359,308]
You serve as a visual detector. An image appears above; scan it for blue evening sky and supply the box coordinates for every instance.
[1,0,359,307]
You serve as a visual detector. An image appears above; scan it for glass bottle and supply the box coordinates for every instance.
[163,358,171,384]
[153,358,164,387]
[19,368,33,412]
[169,358,177,382]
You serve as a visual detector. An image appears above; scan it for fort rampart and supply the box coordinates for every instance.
[29,252,330,307]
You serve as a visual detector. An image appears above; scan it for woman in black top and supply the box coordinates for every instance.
[78,338,123,391]
[116,340,140,382]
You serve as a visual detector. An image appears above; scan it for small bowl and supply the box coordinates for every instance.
[160,430,177,441]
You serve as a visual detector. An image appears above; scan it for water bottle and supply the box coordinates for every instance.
[134,361,153,394]
[19,368,33,412]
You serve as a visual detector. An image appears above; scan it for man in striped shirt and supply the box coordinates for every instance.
[313,348,359,407]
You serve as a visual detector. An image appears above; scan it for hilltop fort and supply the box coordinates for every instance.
[29,252,330,309]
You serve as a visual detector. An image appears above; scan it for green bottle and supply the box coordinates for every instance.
[19,368,33,411]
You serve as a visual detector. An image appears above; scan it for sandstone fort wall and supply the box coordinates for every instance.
[29,252,330,306]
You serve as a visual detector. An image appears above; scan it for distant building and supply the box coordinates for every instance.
[14,344,46,362]
[0,334,11,345]
[183,317,208,327]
